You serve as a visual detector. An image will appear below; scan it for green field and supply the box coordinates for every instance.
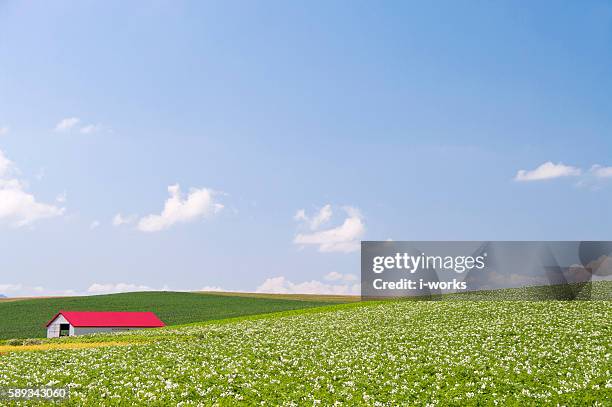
[0,291,348,340]
[1,282,610,405]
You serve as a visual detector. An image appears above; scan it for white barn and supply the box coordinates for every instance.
[46,310,165,338]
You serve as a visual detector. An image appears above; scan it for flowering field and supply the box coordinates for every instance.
[2,288,611,406]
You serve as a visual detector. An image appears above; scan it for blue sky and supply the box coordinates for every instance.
[1,1,612,296]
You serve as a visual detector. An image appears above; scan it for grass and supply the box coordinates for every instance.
[195,291,359,302]
[0,291,346,340]
[406,279,612,301]
[1,281,610,405]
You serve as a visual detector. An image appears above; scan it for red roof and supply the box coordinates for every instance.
[46,311,165,328]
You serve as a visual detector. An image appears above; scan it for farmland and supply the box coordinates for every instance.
[1,281,610,405]
[0,291,346,340]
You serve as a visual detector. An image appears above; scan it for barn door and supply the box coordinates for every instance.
[59,323,70,336]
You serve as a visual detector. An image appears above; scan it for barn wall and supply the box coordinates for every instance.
[46,314,69,338]
[73,327,147,336]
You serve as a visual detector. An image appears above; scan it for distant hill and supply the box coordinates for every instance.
[0,294,6,298]
[435,280,612,301]
[0,291,348,340]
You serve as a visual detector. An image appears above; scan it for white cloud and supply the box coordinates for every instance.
[256,276,360,295]
[199,286,225,292]
[87,282,156,294]
[35,168,45,181]
[323,271,343,281]
[137,184,223,232]
[516,162,612,187]
[56,191,67,203]
[0,150,13,176]
[54,117,80,132]
[294,204,333,230]
[55,117,104,134]
[0,126,9,136]
[88,283,230,295]
[79,124,101,134]
[293,209,306,221]
[0,188,64,226]
[112,213,135,226]
[0,284,56,297]
[590,165,612,178]
[0,283,23,293]
[1,282,189,297]
[514,161,581,182]
[294,206,364,253]
[0,150,64,227]
[323,271,358,282]
[90,220,100,229]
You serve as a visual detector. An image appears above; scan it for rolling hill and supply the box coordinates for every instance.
[0,291,351,340]
[1,281,610,405]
